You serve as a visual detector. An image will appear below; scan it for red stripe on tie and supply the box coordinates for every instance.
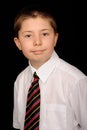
[27,87,40,102]
[25,99,40,116]
[24,112,39,129]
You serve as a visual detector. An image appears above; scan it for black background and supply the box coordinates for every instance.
[1,0,86,129]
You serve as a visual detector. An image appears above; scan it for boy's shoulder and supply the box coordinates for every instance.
[58,58,86,79]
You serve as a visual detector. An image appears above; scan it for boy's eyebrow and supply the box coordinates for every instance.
[21,31,33,34]
[41,29,50,31]
[22,31,33,33]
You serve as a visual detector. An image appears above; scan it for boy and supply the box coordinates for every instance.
[13,6,87,130]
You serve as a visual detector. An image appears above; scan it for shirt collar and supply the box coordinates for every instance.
[29,51,60,83]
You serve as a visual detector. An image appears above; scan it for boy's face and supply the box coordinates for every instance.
[14,17,58,69]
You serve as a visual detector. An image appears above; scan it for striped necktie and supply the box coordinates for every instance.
[24,72,40,130]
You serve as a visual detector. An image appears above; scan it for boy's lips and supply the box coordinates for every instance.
[32,49,45,54]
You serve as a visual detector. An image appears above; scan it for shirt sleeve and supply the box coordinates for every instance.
[13,81,20,129]
[70,76,87,129]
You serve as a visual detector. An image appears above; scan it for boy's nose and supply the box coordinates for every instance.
[33,41,41,46]
[33,37,42,46]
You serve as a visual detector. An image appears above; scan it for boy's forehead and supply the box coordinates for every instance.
[20,17,53,32]
[22,17,52,27]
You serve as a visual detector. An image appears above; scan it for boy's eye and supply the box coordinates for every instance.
[43,33,49,36]
[25,34,31,37]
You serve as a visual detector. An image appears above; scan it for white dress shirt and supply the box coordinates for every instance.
[13,50,87,130]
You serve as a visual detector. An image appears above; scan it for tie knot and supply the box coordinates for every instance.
[33,72,39,80]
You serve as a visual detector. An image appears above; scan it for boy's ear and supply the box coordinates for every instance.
[14,37,22,50]
[54,33,59,47]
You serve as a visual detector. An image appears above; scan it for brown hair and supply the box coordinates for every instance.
[14,6,58,37]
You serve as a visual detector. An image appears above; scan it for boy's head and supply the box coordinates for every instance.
[13,6,59,69]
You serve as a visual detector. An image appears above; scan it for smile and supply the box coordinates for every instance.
[32,49,45,55]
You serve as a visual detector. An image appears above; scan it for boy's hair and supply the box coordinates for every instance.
[14,6,58,37]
